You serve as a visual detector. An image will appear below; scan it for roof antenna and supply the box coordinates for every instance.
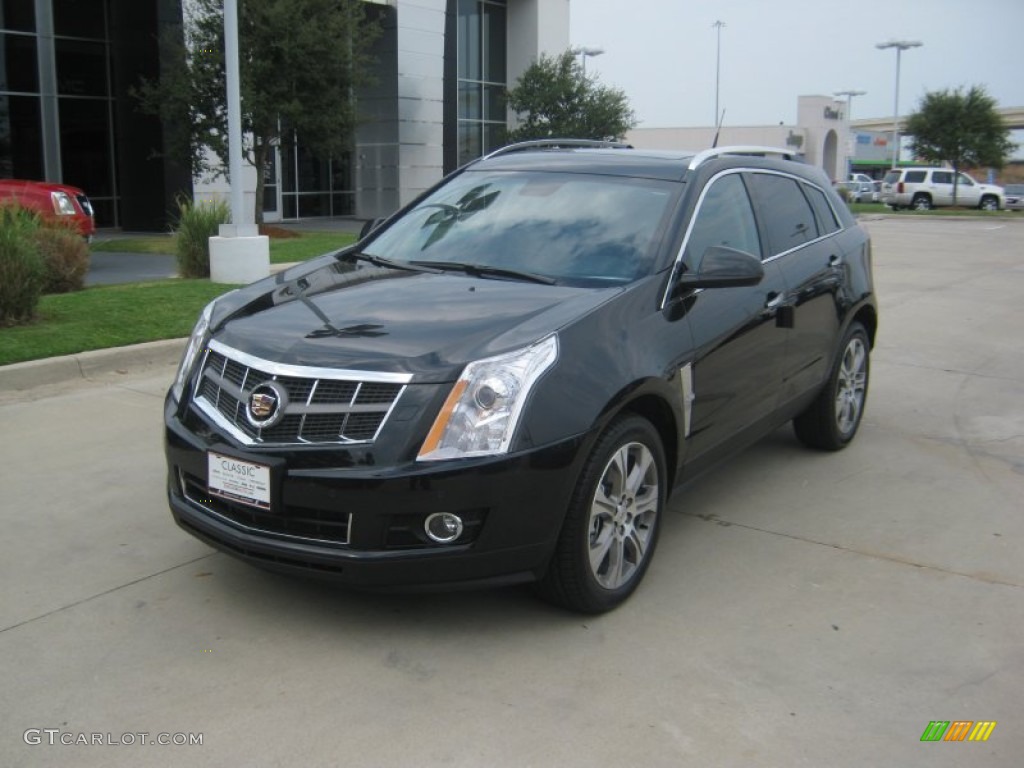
[711,109,726,148]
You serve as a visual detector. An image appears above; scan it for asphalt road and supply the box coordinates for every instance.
[85,251,177,286]
[1,217,1022,767]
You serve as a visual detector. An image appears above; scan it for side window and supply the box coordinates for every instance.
[683,174,761,267]
[957,173,975,187]
[905,171,927,183]
[804,184,841,235]
[932,171,953,184]
[748,174,820,256]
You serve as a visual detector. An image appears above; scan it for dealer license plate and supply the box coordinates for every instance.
[207,452,271,510]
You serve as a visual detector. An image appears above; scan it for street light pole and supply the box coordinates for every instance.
[712,20,725,125]
[835,89,866,179]
[576,46,604,76]
[876,40,922,168]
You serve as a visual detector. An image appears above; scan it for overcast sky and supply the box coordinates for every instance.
[569,0,1024,130]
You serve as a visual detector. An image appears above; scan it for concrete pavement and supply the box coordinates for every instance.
[1,217,1022,767]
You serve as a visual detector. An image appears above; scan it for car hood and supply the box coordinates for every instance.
[210,257,622,381]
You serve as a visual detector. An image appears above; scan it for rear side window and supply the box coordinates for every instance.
[905,171,927,183]
[748,174,820,257]
[804,184,841,235]
[683,173,761,267]
[932,171,953,184]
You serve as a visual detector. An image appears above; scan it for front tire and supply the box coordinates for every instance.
[793,322,870,451]
[537,415,666,614]
[979,195,999,211]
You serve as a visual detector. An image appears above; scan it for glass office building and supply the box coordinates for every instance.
[3,0,567,229]
[0,0,190,229]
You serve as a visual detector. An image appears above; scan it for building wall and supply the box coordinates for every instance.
[628,96,851,182]
[356,0,569,220]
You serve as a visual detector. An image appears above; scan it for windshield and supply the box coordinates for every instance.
[363,171,678,286]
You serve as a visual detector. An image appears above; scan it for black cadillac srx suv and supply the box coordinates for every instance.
[165,141,877,613]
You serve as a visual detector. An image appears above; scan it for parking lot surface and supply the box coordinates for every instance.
[1,216,1022,767]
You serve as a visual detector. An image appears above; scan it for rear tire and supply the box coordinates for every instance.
[911,194,932,211]
[793,322,870,451]
[536,415,666,614]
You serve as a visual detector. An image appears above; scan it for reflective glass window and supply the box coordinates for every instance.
[54,0,106,40]
[749,173,820,255]
[685,174,761,267]
[58,97,113,196]
[1,33,38,92]
[0,94,43,178]
[56,39,108,96]
[0,0,35,32]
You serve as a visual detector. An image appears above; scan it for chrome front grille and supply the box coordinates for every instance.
[192,340,411,446]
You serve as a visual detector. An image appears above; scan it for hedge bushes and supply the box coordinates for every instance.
[0,203,91,326]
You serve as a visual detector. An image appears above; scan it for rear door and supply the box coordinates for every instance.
[747,173,843,404]
[930,170,955,206]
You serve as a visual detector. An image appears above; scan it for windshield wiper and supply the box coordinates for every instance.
[336,251,440,273]
[409,260,556,285]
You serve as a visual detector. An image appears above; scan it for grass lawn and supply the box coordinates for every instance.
[849,202,1017,217]
[0,281,237,366]
[91,231,358,264]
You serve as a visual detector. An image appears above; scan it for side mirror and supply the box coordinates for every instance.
[675,246,764,291]
[359,218,384,239]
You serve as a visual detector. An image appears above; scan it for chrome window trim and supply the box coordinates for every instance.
[206,339,414,384]
[660,168,845,309]
[178,469,352,547]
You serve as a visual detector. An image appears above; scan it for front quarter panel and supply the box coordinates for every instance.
[515,274,689,462]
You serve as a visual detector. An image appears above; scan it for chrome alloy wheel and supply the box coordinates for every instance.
[835,336,868,436]
[587,442,659,590]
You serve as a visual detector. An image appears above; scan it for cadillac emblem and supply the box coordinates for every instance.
[246,382,287,429]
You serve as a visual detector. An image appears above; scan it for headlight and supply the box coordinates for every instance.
[171,300,215,402]
[417,335,558,461]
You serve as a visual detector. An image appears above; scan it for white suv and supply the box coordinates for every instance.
[880,167,1004,211]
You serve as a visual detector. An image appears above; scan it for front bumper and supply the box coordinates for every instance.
[165,399,588,590]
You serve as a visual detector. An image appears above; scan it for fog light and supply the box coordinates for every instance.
[425,512,464,544]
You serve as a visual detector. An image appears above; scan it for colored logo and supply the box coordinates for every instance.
[920,721,997,742]
[246,382,287,428]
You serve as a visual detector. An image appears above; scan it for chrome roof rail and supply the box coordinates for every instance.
[483,138,633,160]
[687,146,799,171]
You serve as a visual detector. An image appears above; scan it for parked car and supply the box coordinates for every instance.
[0,179,96,238]
[837,176,876,203]
[880,167,1003,211]
[1003,183,1024,211]
[165,142,878,613]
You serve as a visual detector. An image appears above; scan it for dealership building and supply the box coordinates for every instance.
[5,1,924,232]
[1,0,570,229]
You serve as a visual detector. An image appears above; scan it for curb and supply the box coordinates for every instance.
[0,338,187,393]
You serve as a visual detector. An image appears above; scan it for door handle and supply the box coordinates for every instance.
[829,254,842,267]
[764,292,784,310]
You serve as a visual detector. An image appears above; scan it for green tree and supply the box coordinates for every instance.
[136,0,378,224]
[904,85,1015,204]
[505,51,636,143]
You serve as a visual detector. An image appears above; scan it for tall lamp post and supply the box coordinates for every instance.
[712,20,726,125]
[576,46,604,75]
[835,89,866,180]
[875,39,922,168]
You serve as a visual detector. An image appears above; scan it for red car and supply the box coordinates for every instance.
[0,179,96,239]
